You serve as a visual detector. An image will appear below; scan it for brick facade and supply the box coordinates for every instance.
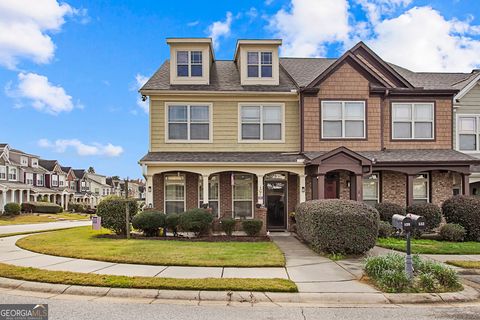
[381,171,407,206]
[431,171,453,206]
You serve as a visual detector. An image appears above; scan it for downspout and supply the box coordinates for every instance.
[380,89,390,150]
[299,88,304,153]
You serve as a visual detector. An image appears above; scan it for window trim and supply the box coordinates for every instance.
[36,174,44,186]
[238,103,285,143]
[26,173,34,185]
[8,167,17,181]
[363,172,380,204]
[0,165,6,180]
[391,102,435,141]
[164,173,186,214]
[176,50,203,78]
[20,156,28,166]
[246,51,273,79]
[320,100,367,140]
[456,114,480,153]
[165,102,213,143]
[231,173,254,219]
[198,174,220,218]
[51,174,58,187]
[413,172,430,203]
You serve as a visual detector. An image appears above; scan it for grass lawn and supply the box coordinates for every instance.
[0,213,89,226]
[446,261,480,269]
[0,263,296,292]
[16,227,285,267]
[377,237,480,255]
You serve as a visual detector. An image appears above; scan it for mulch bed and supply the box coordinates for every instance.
[96,233,271,242]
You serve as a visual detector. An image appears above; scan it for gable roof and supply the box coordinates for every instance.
[39,159,58,172]
[73,169,86,179]
[454,71,480,101]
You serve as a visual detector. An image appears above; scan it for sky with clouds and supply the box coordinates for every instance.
[0,0,479,178]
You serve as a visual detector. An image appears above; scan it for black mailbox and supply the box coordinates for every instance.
[406,213,426,231]
[392,214,413,232]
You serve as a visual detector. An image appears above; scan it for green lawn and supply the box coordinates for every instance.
[377,237,480,255]
[0,213,89,226]
[0,263,296,292]
[446,261,480,269]
[16,227,285,267]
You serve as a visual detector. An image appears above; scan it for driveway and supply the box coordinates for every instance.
[0,220,91,235]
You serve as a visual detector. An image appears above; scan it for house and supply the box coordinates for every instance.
[139,38,479,231]
[84,172,111,206]
[106,177,146,200]
[38,160,75,209]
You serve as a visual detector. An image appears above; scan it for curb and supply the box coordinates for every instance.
[0,277,478,305]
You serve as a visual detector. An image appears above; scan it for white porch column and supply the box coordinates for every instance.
[145,175,153,208]
[26,189,30,203]
[257,174,265,206]
[202,174,209,207]
[299,174,306,203]
[61,194,64,209]
[65,195,69,210]
[10,190,15,203]
[19,190,23,204]
[2,191,6,209]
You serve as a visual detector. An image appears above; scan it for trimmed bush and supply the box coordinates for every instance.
[4,203,21,216]
[132,211,165,237]
[442,195,480,241]
[165,213,180,236]
[242,220,263,236]
[21,202,62,214]
[68,203,86,213]
[374,202,405,222]
[296,199,379,255]
[96,198,138,235]
[220,218,236,236]
[439,223,466,242]
[378,221,395,238]
[406,203,442,231]
[178,208,213,236]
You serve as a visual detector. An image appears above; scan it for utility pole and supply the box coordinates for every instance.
[125,177,130,239]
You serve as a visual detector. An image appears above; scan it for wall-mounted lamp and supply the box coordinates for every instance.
[148,186,152,192]
[301,186,305,193]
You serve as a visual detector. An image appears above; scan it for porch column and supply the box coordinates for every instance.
[462,173,470,196]
[202,174,209,207]
[2,191,6,208]
[299,174,306,203]
[19,190,23,204]
[407,174,414,207]
[65,195,69,210]
[354,174,363,201]
[317,174,325,200]
[10,190,15,203]
[26,189,30,203]
[257,174,264,206]
[61,194,64,208]
[145,175,153,208]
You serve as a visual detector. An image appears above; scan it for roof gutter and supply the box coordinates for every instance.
[140,89,299,96]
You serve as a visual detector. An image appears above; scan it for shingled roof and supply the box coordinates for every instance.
[140,152,305,163]
[39,160,58,171]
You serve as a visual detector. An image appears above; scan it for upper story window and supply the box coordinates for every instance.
[37,174,44,186]
[321,101,365,139]
[392,103,434,140]
[167,104,211,142]
[413,173,429,203]
[20,156,28,166]
[59,175,65,186]
[247,52,272,78]
[52,174,58,187]
[239,104,283,142]
[26,173,34,185]
[0,166,6,180]
[31,159,38,167]
[8,167,17,181]
[457,115,480,152]
[177,51,202,77]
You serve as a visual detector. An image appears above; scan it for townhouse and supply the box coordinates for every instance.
[139,38,479,231]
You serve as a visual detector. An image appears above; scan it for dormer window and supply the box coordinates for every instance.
[20,156,28,166]
[247,52,272,78]
[177,51,203,77]
[32,159,38,167]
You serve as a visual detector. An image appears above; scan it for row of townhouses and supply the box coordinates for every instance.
[0,144,145,212]
[139,38,480,231]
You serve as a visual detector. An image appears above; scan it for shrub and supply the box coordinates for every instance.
[242,220,263,236]
[439,223,466,242]
[68,203,86,213]
[220,218,236,236]
[375,202,405,222]
[132,211,165,237]
[442,195,480,241]
[178,208,213,236]
[4,203,21,216]
[96,198,138,235]
[406,203,442,231]
[378,221,395,238]
[296,199,379,255]
[165,213,180,236]
[21,202,62,214]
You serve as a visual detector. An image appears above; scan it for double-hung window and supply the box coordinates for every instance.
[26,173,34,185]
[392,103,434,139]
[247,52,272,78]
[240,104,283,141]
[363,173,380,206]
[232,174,254,219]
[167,104,211,141]
[198,175,220,217]
[0,166,5,180]
[52,175,58,187]
[20,157,28,166]
[413,173,429,203]
[321,101,365,138]
[8,167,17,181]
[176,51,202,77]
[457,116,480,151]
[164,174,185,214]
[37,174,44,186]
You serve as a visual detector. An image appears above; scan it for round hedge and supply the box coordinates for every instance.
[296,199,380,255]
[132,210,165,237]
[442,196,480,241]
[374,202,405,222]
[96,198,138,235]
[406,203,442,231]
[178,208,213,236]
[439,223,466,242]
[4,203,20,216]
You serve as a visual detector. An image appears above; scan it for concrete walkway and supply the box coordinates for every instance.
[0,220,90,235]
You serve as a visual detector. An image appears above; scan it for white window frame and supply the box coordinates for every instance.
[20,156,28,166]
[8,167,17,181]
[232,173,254,219]
[413,173,430,203]
[238,103,285,143]
[198,174,220,218]
[246,51,273,78]
[363,173,380,204]
[456,114,480,153]
[392,102,435,140]
[176,50,203,78]
[165,103,213,143]
[37,174,44,186]
[26,173,34,185]
[164,173,186,214]
[321,101,366,139]
[0,166,5,180]
[59,175,65,187]
[32,159,38,167]
[52,174,58,187]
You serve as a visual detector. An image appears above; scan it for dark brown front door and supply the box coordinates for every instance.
[324,175,338,199]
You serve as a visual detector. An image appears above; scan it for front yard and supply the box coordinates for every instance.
[0,213,89,226]
[377,237,480,255]
[16,227,285,267]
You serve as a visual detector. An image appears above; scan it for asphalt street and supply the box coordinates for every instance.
[1,292,480,320]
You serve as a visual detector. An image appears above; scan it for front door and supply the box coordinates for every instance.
[265,180,287,229]
[324,174,339,199]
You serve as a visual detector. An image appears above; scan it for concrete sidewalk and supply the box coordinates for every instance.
[0,220,90,235]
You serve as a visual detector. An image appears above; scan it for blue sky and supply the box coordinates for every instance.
[0,0,479,178]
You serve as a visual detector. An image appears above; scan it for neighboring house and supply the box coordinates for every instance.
[84,172,111,206]
[139,38,479,231]
[38,159,74,209]
[106,177,146,200]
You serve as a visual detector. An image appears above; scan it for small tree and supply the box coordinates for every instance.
[96,198,138,235]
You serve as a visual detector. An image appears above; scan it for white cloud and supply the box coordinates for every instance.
[38,139,124,157]
[187,20,199,27]
[0,0,87,69]
[133,73,149,113]
[367,6,480,72]
[207,12,233,48]
[356,0,412,24]
[6,72,77,115]
[269,0,350,57]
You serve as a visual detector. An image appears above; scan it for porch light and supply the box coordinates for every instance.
[148,186,152,192]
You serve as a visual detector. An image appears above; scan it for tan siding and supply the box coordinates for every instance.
[458,83,480,107]
[149,95,299,152]
[454,83,480,154]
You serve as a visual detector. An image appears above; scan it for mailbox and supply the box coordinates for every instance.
[391,214,413,232]
[406,213,426,231]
